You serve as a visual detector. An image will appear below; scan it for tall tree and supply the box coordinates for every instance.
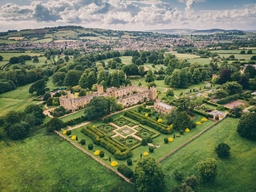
[134,156,165,192]
[52,72,66,86]
[198,158,218,183]
[237,113,256,141]
[170,69,181,88]
[64,70,83,86]
[145,70,155,83]
[192,68,201,84]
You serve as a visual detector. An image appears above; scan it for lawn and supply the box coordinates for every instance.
[60,109,86,122]
[0,129,135,192]
[161,118,256,192]
[0,83,38,116]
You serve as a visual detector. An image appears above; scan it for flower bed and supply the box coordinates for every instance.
[113,136,140,148]
[135,126,155,139]
[112,117,136,127]
[97,124,116,136]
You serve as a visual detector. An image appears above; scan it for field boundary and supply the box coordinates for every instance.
[55,130,133,184]
[157,118,224,163]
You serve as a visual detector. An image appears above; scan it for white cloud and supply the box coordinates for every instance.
[0,0,255,31]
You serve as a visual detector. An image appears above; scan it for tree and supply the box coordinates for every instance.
[145,70,155,83]
[250,55,256,60]
[7,121,30,140]
[247,50,253,54]
[110,71,120,87]
[170,69,181,88]
[166,89,174,97]
[180,68,189,88]
[198,158,218,182]
[192,68,201,84]
[29,79,46,96]
[222,81,242,95]
[215,143,231,158]
[134,156,164,192]
[64,70,83,86]
[52,72,66,86]
[84,96,110,120]
[237,113,256,141]
[46,118,66,132]
[33,56,39,63]
[219,69,231,84]
[0,55,3,61]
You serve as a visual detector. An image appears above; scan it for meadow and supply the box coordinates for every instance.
[0,129,135,192]
[161,118,256,192]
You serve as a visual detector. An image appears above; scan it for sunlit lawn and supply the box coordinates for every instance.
[161,118,256,192]
[0,129,133,192]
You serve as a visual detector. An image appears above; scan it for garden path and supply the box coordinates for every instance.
[55,130,133,184]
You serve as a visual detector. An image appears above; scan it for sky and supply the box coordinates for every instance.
[0,0,255,32]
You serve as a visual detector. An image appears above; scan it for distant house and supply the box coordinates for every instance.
[154,100,174,114]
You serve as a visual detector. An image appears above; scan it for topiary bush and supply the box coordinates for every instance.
[215,143,230,158]
[149,146,154,153]
[164,138,168,144]
[80,139,86,145]
[127,158,132,166]
[117,164,134,179]
[100,151,105,158]
[88,143,93,150]
[141,138,147,146]
[66,130,71,136]
[147,136,153,143]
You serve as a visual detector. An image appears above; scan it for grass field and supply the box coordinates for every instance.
[0,83,38,116]
[161,118,256,192]
[0,129,135,192]
[60,109,86,122]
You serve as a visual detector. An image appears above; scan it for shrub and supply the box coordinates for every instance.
[80,139,86,145]
[117,164,133,178]
[174,170,184,181]
[164,138,168,144]
[149,146,154,153]
[127,158,132,166]
[215,143,231,158]
[88,143,93,150]
[100,151,105,158]
[66,130,71,136]
[147,136,153,143]
[141,138,147,146]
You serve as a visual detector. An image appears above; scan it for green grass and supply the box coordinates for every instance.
[0,52,44,62]
[161,118,256,192]
[0,83,38,116]
[60,110,86,122]
[0,129,133,192]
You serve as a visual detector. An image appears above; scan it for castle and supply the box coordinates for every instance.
[59,85,157,112]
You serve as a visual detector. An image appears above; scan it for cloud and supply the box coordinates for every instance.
[0,0,255,31]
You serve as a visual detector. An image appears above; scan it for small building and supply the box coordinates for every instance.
[154,100,174,114]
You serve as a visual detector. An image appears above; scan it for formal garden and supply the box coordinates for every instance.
[61,106,217,173]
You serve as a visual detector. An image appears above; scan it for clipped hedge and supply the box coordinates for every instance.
[217,94,240,104]
[81,126,132,160]
[117,164,134,179]
[124,111,172,134]
[66,116,86,126]
[193,109,209,118]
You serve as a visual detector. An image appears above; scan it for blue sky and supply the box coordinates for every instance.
[0,0,255,31]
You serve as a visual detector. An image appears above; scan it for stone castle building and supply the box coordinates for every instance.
[154,100,174,114]
[59,85,157,111]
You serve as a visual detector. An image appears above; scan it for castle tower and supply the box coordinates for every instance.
[97,84,104,95]
[67,90,72,99]
[149,87,157,100]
